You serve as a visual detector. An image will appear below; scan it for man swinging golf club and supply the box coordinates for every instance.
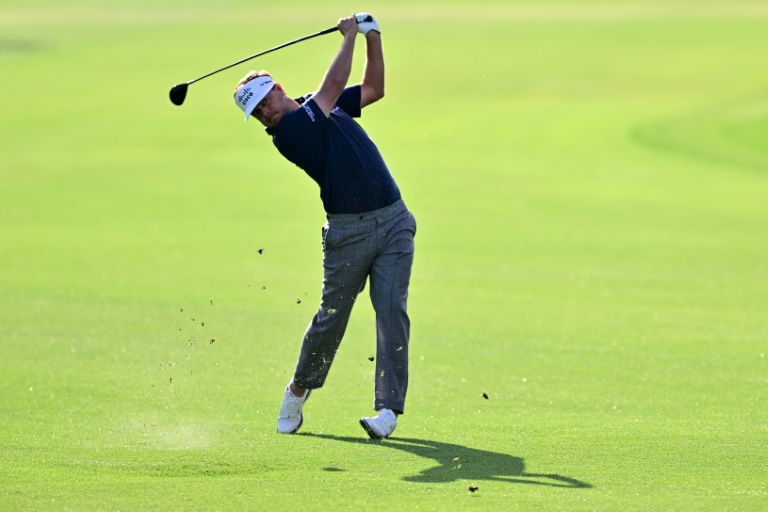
[233,14,416,439]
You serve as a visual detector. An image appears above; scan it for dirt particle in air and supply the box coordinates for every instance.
[482,392,489,399]
[368,356,374,362]
[468,484,479,492]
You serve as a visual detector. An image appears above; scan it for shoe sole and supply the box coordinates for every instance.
[359,418,385,439]
[289,414,303,434]
[277,413,302,434]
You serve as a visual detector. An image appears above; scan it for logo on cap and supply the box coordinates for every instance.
[237,90,254,107]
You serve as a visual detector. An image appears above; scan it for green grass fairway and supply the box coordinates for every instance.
[2,1,767,510]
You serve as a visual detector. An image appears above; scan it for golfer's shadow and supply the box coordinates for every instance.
[301,434,591,488]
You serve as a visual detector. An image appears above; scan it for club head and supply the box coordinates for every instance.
[169,83,188,106]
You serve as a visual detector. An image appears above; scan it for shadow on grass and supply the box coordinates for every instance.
[301,434,592,488]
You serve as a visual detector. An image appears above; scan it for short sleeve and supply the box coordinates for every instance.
[335,85,362,118]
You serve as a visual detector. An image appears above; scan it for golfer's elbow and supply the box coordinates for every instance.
[372,84,385,102]
[361,83,384,106]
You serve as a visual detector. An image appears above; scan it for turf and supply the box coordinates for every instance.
[1,1,767,510]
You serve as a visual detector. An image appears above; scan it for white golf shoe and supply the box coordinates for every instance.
[277,386,310,434]
[359,408,397,439]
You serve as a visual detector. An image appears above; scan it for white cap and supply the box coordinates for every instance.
[234,75,275,122]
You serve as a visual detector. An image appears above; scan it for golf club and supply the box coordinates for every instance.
[169,17,371,106]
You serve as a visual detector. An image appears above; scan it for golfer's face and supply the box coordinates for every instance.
[252,90,282,128]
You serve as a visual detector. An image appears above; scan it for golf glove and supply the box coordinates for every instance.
[356,13,380,35]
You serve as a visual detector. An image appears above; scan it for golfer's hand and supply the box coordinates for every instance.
[356,13,380,35]
[337,16,358,36]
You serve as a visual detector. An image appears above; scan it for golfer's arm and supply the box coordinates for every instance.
[313,31,357,117]
[360,31,384,108]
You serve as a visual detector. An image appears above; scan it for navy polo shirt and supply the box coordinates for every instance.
[267,85,401,214]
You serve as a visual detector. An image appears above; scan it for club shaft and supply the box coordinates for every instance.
[187,26,339,85]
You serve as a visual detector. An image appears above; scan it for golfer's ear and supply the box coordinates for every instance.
[274,83,286,95]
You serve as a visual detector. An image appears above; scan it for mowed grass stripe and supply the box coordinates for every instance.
[634,93,768,171]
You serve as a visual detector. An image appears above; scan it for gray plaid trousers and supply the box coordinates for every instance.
[293,200,416,413]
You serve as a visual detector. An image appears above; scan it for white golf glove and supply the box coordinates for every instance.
[356,13,380,35]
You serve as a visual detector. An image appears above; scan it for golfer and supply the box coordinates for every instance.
[233,14,416,439]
